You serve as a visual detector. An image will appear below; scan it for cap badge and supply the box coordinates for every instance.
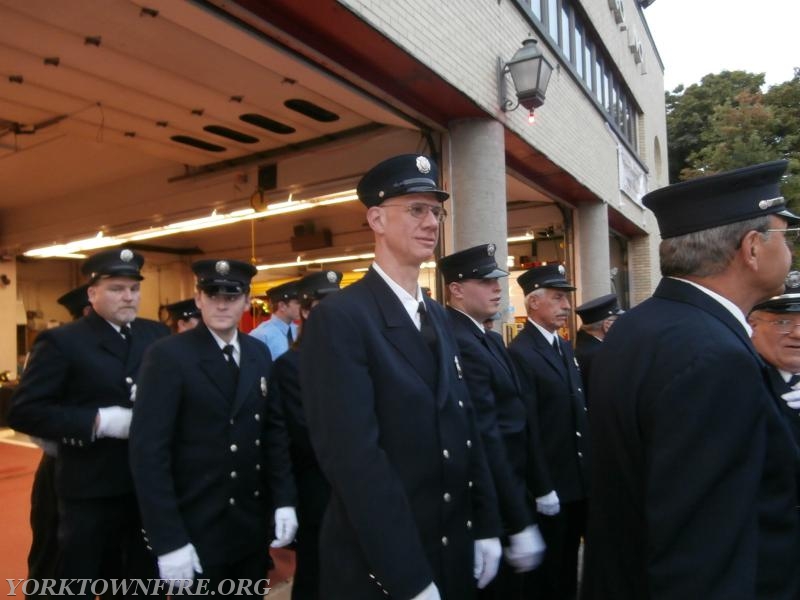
[758,196,785,210]
[215,260,230,275]
[558,265,566,275]
[487,243,496,256]
[416,156,431,174]
[120,249,134,263]
[326,271,337,283]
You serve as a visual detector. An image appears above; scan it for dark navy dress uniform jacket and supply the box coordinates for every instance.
[300,267,501,600]
[8,311,169,499]
[129,323,296,567]
[508,321,589,502]
[446,307,535,536]
[583,278,800,600]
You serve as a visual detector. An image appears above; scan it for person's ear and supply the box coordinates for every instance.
[738,229,763,268]
[366,206,385,233]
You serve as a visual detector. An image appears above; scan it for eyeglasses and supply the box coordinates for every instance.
[751,316,800,335]
[380,203,448,223]
[765,228,800,243]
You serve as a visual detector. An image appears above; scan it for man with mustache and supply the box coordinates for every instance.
[507,264,588,600]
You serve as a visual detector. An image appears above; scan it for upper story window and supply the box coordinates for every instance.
[524,0,640,152]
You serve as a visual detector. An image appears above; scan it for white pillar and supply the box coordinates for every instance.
[576,202,612,301]
[447,119,509,319]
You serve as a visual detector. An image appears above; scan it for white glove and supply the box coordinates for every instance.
[782,389,800,409]
[410,582,441,600]
[157,543,202,583]
[504,524,546,572]
[473,537,502,589]
[95,407,133,439]
[536,490,560,516]
[270,506,298,548]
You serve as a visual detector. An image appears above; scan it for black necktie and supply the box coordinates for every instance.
[552,336,569,369]
[418,302,438,357]
[788,373,800,388]
[222,344,239,381]
[120,325,132,345]
[286,326,294,345]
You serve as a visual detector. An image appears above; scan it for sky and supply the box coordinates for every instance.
[643,0,799,92]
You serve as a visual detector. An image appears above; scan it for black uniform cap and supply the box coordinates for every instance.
[642,160,799,239]
[298,270,342,302]
[192,259,257,295]
[57,284,91,320]
[575,293,623,324]
[357,154,449,207]
[517,264,575,296]
[752,293,800,314]
[267,280,301,303]
[164,298,201,321]
[438,243,508,284]
[82,248,144,282]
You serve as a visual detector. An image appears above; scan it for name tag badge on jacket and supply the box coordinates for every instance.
[454,355,463,380]
[260,376,268,397]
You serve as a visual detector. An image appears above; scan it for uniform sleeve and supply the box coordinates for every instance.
[129,342,190,556]
[508,345,553,497]
[300,301,434,599]
[458,338,532,535]
[8,332,97,443]
[643,349,766,599]
[264,366,297,509]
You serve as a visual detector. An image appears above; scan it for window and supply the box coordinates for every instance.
[584,39,593,88]
[561,4,571,61]
[515,0,642,151]
[594,59,602,102]
[547,0,559,40]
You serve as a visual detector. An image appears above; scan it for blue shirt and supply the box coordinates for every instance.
[249,317,298,360]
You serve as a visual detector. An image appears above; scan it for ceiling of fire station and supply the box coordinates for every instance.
[0,0,558,272]
[0,0,419,251]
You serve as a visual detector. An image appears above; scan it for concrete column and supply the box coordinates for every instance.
[0,258,19,377]
[577,202,612,301]
[447,119,509,320]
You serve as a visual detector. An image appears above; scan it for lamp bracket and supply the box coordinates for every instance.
[498,57,519,112]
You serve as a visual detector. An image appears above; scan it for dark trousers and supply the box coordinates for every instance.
[27,454,59,600]
[292,468,329,600]
[57,493,159,598]
[525,500,587,600]
[192,551,271,599]
[479,558,526,600]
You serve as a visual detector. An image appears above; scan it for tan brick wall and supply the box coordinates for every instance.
[340,0,667,296]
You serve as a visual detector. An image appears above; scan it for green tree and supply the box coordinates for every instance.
[665,70,764,183]
[666,69,800,211]
[681,90,775,179]
[764,71,800,213]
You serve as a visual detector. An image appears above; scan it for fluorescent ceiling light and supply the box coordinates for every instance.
[256,252,375,271]
[24,189,358,258]
[506,233,535,243]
